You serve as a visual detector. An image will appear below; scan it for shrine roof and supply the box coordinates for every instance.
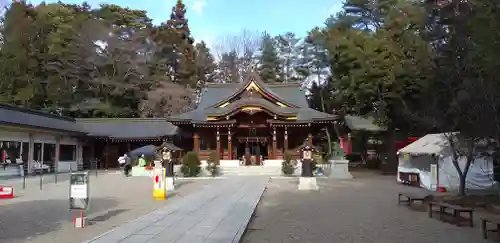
[76,118,180,139]
[168,73,337,124]
[0,104,84,134]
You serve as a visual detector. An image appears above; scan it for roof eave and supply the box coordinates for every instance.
[0,121,87,135]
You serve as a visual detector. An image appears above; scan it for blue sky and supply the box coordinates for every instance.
[29,0,343,46]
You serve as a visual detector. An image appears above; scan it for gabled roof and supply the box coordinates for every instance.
[169,73,338,124]
[0,104,84,134]
[76,118,179,139]
[344,115,386,132]
[211,73,298,108]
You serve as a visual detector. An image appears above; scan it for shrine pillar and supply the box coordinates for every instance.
[216,128,221,159]
[228,128,232,160]
[284,127,288,152]
[272,127,277,159]
[308,133,313,147]
[193,133,199,154]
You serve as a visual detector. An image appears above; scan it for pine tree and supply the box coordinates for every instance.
[166,0,198,88]
[257,32,282,83]
[217,51,240,83]
[275,32,300,82]
[195,41,217,84]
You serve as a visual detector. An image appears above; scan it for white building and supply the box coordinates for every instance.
[0,104,84,177]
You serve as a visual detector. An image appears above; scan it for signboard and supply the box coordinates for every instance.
[154,169,164,190]
[153,169,166,200]
[0,186,14,199]
[69,172,89,210]
[430,164,438,190]
[403,153,410,161]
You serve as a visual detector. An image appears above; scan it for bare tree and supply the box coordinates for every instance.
[212,29,262,82]
[139,81,196,117]
[212,29,261,60]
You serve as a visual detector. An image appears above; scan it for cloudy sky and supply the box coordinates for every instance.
[29,0,343,45]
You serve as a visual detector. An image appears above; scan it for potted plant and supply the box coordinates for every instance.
[281,151,295,176]
[206,150,219,177]
[181,152,201,177]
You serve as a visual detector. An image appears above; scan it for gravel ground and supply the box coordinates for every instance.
[0,173,213,243]
[242,171,489,243]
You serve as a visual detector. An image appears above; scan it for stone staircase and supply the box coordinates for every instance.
[220,165,282,176]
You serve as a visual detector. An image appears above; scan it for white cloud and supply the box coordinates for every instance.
[191,0,207,16]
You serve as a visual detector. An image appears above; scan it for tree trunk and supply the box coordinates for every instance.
[319,86,332,155]
[381,126,398,174]
[458,173,466,197]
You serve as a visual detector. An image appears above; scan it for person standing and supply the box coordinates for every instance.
[138,154,147,167]
[118,154,132,177]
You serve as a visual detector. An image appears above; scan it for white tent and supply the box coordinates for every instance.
[397,133,497,192]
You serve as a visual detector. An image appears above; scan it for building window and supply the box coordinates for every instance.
[60,145,76,161]
[0,141,21,163]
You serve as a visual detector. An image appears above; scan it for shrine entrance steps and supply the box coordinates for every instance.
[220,165,282,176]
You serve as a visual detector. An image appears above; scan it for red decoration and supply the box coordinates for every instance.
[155,175,159,183]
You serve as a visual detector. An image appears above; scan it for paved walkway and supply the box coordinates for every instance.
[84,176,268,243]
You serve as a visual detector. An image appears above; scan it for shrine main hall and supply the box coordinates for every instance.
[0,73,338,177]
[168,73,338,165]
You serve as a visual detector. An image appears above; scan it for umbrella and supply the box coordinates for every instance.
[127,145,157,159]
[159,142,183,151]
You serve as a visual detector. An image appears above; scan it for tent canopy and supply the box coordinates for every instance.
[397,133,453,157]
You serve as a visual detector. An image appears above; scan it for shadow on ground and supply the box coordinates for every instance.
[0,198,118,242]
[175,180,193,189]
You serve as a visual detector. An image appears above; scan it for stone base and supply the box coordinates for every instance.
[74,217,87,228]
[328,160,353,179]
[298,177,319,191]
[131,166,153,177]
[166,177,175,191]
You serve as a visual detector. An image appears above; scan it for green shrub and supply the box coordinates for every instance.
[181,152,201,177]
[281,151,295,176]
[206,150,219,177]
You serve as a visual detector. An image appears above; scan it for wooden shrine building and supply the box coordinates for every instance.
[168,73,338,164]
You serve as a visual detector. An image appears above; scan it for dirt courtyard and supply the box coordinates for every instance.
[242,172,489,243]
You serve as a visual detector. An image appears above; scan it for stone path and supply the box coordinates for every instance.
[84,176,268,243]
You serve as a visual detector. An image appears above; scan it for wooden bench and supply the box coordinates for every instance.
[398,192,427,206]
[428,201,474,227]
[480,215,500,239]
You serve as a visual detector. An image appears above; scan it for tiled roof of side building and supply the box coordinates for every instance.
[0,104,84,134]
[76,118,180,139]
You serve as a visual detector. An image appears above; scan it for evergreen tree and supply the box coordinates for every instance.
[0,1,39,107]
[258,32,282,83]
[166,0,198,88]
[195,41,217,84]
[217,51,240,83]
[275,32,300,82]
